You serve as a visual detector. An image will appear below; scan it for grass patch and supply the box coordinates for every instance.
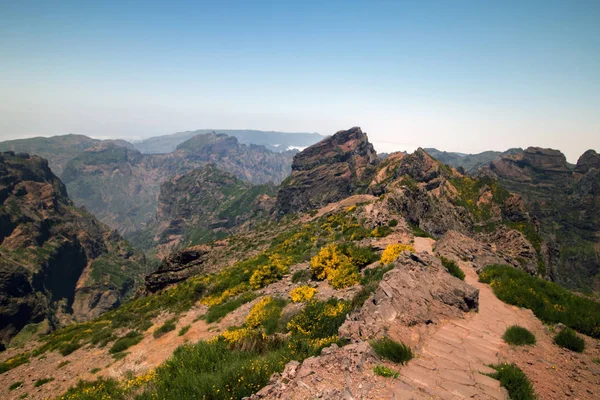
[371,337,413,364]
[34,377,54,387]
[0,352,30,374]
[109,331,143,354]
[9,381,24,390]
[58,360,70,369]
[488,363,536,400]
[205,292,257,323]
[441,256,465,280]
[153,318,178,339]
[178,325,191,336]
[554,328,585,352]
[479,264,600,338]
[373,365,398,378]
[112,352,129,361]
[503,326,536,346]
[91,368,101,374]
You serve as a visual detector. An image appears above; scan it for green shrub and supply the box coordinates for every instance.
[441,256,465,280]
[503,326,536,346]
[291,269,312,283]
[138,340,292,399]
[34,377,54,387]
[488,363,536,400]
[479,264,600,338]
[153,318,177,339]
[109,331,143,354]
[91,368,101,374]
[57,378,125,400]
[373,365,398,378]
[58,360,70,369]
[178,325,191,336]
[371,225,392,237]
[9,381,24,390]
[410,223,432,238]
[205,292,256,323]
[287,299,351,339]
[371,337,413,364]
[0,352,30,374]
[388,219,398,227]
[554,328,585,352]
[60,342,82,356]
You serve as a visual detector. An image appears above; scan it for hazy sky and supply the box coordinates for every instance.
[1,1,599,162]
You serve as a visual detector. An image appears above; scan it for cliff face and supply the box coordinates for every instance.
[0,152,146,344]
[61,133,293,234]
[137,164,276,255]
[275,127,378,215]
[484,147,600,290]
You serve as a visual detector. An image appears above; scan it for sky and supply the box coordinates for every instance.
[0,0,599,162]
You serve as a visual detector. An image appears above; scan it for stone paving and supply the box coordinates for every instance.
[385,259,538,399]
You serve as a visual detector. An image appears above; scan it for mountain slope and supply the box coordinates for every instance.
[62,133,294,234]
[483,147,600,290]
[134,129,325,154]
[425,147,522,174]
[0,152,146,345]
[134,164,276,254]
[275,127,378,215]
[0,134,134,176]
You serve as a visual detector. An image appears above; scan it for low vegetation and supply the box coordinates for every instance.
[502,325,536,346]
[380,243,415,264]
[34,377,54,387]
[373,365,398,378]
[554,328,585,353]
[371,337,413,365]
[178,325,191,336]
[479,264,600,338]
[440,256,465,280]
[488,363,536,400]
[9,381,24,390]
[290,286,317,302]
[204,291,257,323]
[310,243,378,289]
[109,331,143,354]
[153,318,178,339]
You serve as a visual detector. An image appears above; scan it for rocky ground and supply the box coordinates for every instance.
[256,241,600,400]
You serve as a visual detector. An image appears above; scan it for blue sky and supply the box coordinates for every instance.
[0,0,599,161]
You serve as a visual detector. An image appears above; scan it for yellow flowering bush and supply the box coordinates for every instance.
[380,243,415,264]
[245,297,279,328]
[310,244,359,289]
[290,286,317,303]
[249,254,291,289]
[287,299,351,338]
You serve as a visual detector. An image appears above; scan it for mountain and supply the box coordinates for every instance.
[275,127,378,215]
[0,134,134,176]
[133,164,276,255]
[483,147,600,290]
[134,129,326,154]
[61,133,294,235]
[0,152,146,345]
[3,129,598,400]
[425,147,523,174]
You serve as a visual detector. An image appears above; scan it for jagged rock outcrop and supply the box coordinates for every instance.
[575,150,600,174]
[275,127,378,215]
[0,152,146,344]
[435,229,538,274]
[61,133,294,234]
[484,147,600,289]
[145,245,214,292]
[135,164,276,254]
[340,252,479,342]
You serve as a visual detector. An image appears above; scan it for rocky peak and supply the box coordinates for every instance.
[575,149,600,174]
[275,127,378,214]
[519,147,570,172]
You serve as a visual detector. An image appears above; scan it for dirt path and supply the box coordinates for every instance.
[386,259,600,399]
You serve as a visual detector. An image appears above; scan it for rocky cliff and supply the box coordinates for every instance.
[484,147,600,290]
[61,133,293,234]
[136,164,276,254]
[0,152,146,345]
[275,127,378,215]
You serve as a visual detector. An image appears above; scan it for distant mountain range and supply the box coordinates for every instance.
[133,129,326,154]
[424,148,523,174]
